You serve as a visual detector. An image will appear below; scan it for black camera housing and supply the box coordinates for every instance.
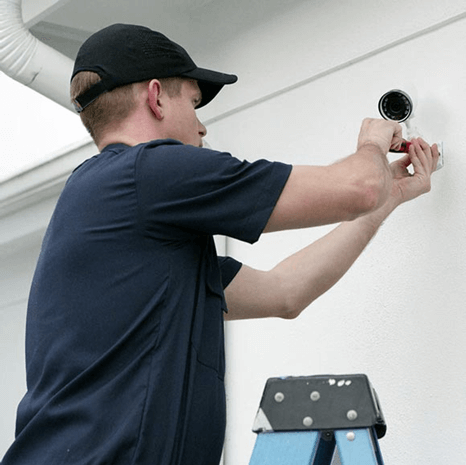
[378,89,413,122]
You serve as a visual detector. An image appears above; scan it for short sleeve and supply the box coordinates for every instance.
[136,140,292,244]
[218,256,242,289]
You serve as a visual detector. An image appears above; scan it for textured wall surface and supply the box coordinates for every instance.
[1,0,465,462]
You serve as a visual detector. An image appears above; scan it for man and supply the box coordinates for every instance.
[2,24,438,464]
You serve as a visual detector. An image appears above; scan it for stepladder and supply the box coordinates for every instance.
[249,374,386,465]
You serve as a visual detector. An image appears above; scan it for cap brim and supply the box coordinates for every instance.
[181,67,238,108]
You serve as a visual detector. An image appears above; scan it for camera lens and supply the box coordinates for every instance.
[378,90,413,122]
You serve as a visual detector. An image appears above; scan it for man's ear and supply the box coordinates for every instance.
[147,79,164,120]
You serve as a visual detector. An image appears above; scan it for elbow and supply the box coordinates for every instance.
[278,293,312,320]
[269,274,304,320]
[280,307,302,320]
[270,272,317,320]
[357,183,385,214]
[267,295,302,320]
[347,172,390,218]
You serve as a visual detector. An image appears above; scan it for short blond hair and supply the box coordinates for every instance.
[70,72,184,144]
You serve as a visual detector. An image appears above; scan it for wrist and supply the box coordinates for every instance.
[357,141,387,156]
[357,194,399,232]
[374,194,399,221]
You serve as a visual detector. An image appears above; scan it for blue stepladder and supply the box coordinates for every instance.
[249,374,386,465]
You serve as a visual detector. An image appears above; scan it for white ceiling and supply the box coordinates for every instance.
[29,0,306,60]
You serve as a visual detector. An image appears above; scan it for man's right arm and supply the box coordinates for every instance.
[264,118,404,232]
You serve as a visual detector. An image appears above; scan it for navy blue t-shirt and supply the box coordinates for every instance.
[2,140,291,464]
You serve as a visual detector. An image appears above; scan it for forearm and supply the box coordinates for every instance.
[271,197,398,318]
[329,142,394,214]
[224,197,399,321]
[264,144,393,232]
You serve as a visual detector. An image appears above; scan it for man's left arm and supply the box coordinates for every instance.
[224,138,438,321]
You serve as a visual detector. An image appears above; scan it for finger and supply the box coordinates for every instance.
[392,121,403,142]
[408,139,429,175]
[397,153,411,168]
[430,143,440,171]
[417,137,431,156]
[359,119,404,154]
[389,123,404,151]
[416,137,439,173]
[410,138,439,181]
[409,139,433,192]
[393,154,412,175]
[389,140,411,153]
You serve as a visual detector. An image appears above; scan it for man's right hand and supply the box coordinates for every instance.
[357,118,405,154]
[388,137,439,207]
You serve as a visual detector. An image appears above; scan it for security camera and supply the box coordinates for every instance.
[378,89,413,122]
[378,88,444,170]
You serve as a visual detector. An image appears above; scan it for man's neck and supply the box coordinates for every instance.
[97,134,141,152]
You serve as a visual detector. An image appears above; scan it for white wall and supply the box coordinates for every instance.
[0,242,40,454]
[1,0,466,462]
[0,72,89,183]
[195,1,466,463]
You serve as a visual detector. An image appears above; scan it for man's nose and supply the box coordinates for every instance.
[199,120,207,138]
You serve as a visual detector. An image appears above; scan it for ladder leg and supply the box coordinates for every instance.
[334,428,384,465]
[249,431,336,465]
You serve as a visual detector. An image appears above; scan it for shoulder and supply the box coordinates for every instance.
[135,139,245,182]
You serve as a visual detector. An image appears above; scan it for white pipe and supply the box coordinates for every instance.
[0,0,74,111]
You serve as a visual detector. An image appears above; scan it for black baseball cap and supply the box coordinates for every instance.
[71,23,238,112]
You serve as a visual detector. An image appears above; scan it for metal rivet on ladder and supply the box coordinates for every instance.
[302,416,313,427]
[274,392,285,403]
[347,410,358,421]
[346,431,356,441]
[310,391,320,401]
